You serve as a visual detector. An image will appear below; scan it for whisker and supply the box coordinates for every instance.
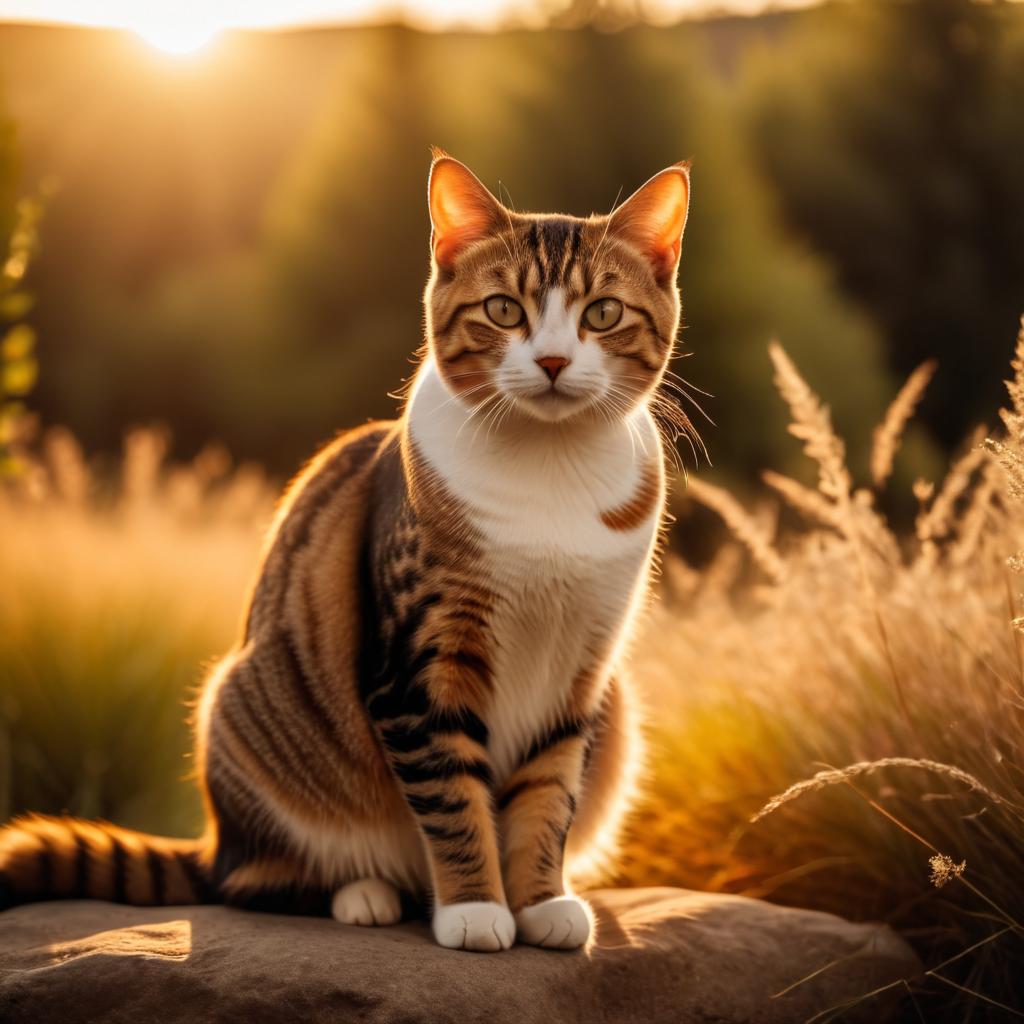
[454,391,503,446]
[497,181,527,267]
[607,376,707,468]
[591,184,625,268]
[472,392,512,448]
[616,371,716,426]
[661,366,715,397]
[492,395,518,439]
[426,379,495,415]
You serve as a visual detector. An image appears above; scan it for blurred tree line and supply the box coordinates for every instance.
[742,0,1024,453]
[1,0,1022,482]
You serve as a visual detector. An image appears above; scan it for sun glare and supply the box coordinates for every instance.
[132,18,220,55]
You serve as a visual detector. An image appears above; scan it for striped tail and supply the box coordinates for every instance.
[0,814,215,909]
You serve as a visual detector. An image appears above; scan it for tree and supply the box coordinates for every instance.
[743,0,1024,451]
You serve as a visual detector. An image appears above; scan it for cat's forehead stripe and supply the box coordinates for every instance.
[519,216,588,301]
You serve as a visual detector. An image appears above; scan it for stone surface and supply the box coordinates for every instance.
[0,887,920,1024]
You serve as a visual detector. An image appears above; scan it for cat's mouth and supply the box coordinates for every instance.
[510,385,596,422]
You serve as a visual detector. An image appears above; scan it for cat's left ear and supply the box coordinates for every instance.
[609,162,690,284]
[428,148,503,270]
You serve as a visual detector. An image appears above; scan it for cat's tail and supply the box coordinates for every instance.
[0,813,216,909]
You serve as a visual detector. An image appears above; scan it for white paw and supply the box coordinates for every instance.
[432,901,515,952]
[331,878,402,927]
[515,895,591,949]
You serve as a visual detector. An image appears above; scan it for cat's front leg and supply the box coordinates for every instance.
[496,712,592,950]
[368,663,513,952]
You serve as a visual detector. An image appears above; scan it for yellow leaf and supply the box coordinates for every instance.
[2,324,35,361]
[2,356,38,396]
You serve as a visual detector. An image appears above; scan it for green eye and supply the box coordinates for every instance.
[484,295,525,328]
[583,297,623,332]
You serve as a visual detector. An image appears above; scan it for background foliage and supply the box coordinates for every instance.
[3,0,1021,481]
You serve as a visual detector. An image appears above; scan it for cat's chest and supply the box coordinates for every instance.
[406,360,663,780]
[454,462,655,559]
[481,543,645,780]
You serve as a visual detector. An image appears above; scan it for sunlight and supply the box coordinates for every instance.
[0,0,836,35]
[0,0,580,35]
[47,921,193,962]
[133,17,220,55]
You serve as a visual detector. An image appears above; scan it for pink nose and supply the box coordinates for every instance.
[536,356,569,382]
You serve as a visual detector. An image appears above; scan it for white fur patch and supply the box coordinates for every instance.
[410,356,660,555]
[408,355,661,781]
[482,543,649,780]
[432,901,516,952]
[515,894,591,949]
[332,878,402,926]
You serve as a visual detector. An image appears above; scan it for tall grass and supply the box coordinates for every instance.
[2,331,1023,1017]
[0,428,273,835]
[621,325,1024,1020]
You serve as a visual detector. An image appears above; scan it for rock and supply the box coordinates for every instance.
[0,887,919,1024]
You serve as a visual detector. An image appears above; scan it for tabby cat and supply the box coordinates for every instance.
[0,150,690,952]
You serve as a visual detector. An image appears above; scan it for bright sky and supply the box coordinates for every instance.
[0,0,813,53]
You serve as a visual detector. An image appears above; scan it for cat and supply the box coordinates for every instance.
[0,150,690,952]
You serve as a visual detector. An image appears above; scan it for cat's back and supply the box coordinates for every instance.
[244,419,400,640]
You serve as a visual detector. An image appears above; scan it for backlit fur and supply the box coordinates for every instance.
[0,154,690,953]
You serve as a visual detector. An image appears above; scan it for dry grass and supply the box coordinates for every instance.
[621,322,1024,1020]
[0,428,273,835]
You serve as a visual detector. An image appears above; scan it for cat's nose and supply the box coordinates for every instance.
[536,356,570,382]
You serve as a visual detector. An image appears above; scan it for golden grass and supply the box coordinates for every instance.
[621,322,1024,1019]
[0,427,273,834]
[870,358,936,488]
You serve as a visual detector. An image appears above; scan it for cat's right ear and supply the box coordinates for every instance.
[608,162,690,285]
[428,149,502,270]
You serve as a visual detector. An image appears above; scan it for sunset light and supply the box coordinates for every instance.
[0,0,829,36]
[1,0,1023,1017]
[132,16,220,55]
[0,0,530,36]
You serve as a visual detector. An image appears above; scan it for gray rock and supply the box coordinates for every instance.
[0,887,920,1023]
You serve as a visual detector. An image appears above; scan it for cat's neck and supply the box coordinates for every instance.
[403,357,662,554]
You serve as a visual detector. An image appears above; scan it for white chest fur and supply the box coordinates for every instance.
[407,360,662,779]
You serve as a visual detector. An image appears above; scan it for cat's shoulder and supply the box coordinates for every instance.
[301,419,400,484]
[267,419,400,539]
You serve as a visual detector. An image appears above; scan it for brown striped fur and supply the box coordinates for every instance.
[0,815,211,907]
[1,153,690,952]
[602,458,663,531]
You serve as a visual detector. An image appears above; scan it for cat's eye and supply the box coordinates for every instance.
[484,295,525,328]
[582,298,623,332]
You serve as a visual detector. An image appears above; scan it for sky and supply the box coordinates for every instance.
[0,0,814,47]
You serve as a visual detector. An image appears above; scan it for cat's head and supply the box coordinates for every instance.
[423,149,689,425]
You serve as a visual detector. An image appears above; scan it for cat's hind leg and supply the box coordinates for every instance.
[331,878,402,926]
[565,674,642,886]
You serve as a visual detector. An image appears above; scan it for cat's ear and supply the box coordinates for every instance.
[428,149,503,270]
[609,162,690,284]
